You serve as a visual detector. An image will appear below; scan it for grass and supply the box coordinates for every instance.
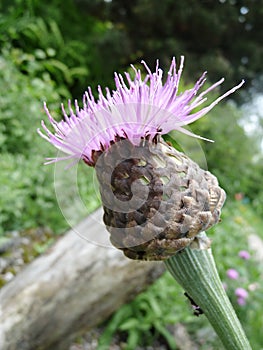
[98,200,263,349]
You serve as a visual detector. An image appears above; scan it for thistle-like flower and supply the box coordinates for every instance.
[38,57,244,260]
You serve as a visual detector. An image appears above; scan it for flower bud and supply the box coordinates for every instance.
[95,137,226,260]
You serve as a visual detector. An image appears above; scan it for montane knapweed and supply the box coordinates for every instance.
[38,56,244,260]
[39,57,252,349]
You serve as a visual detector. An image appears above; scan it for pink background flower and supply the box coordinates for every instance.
[238,250,250,260]
[226,268,239,280]
[235,287,248,299]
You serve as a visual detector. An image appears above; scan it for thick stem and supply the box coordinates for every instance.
[164,233,251,350]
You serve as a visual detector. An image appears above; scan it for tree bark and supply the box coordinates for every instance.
[0,208,164,350]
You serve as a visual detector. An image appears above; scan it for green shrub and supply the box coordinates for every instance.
[0,53,62,154]
[0,152,99,236]
[0,153,63,234]
[0,0,107,96]
[0,55,100,235]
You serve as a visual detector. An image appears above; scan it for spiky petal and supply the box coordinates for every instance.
[38,57,244,166]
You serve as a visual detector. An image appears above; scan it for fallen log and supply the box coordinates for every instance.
[0,208,164,350]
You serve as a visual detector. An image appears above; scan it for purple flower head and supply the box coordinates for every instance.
[235,287,248,299]
[38,57,244,166]
[238,250,250,260]
[226,268,239,280]
[237,297,247,306]
[236,288,248,306]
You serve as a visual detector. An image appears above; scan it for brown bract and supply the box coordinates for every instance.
[95,137,226,260]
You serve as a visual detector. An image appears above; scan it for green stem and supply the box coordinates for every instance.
[164,233,251,350]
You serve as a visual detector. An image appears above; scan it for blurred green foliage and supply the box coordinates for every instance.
[192,101,263,198]
[1,0,101,96]
[97,273,185,350]
[0,52,61,153]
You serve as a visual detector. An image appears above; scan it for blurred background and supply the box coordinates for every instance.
[0,0,263,349]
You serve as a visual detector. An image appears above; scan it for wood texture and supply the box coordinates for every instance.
[0,208,164,350]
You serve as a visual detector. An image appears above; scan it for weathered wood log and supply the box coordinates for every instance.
[0,208,164,350]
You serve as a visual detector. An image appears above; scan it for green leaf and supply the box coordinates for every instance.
[119,318,140,331]
[154,322,177,350]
